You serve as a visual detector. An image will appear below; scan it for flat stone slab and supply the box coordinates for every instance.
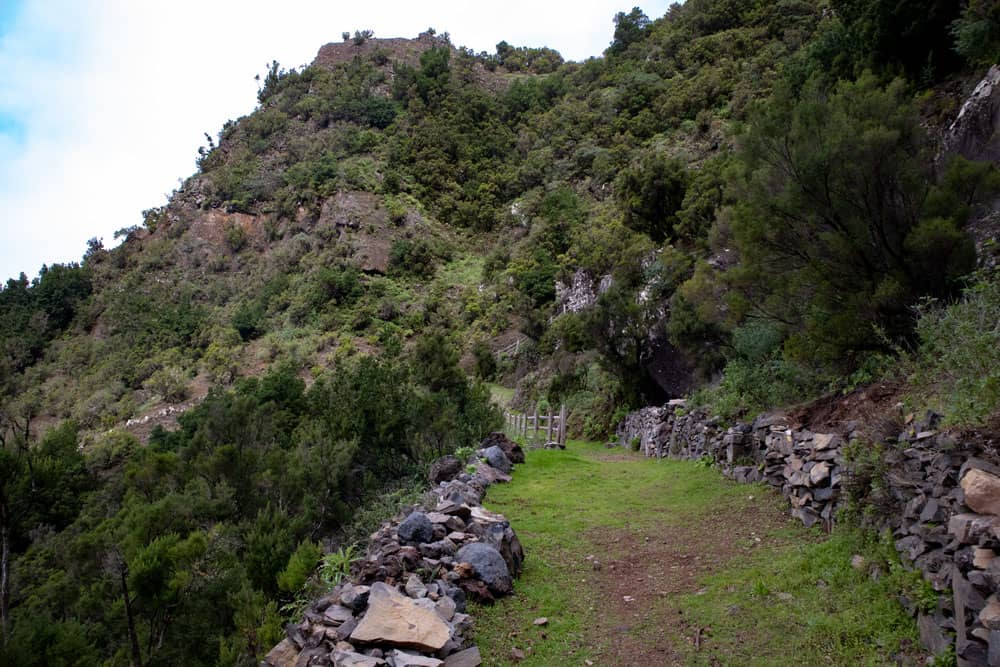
[350,582,451,652]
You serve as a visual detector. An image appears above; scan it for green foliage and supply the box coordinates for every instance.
[389,238,439,279]
[616,154,689,243]
[319,545,359,588]
[277,540,322,594]
[951,0,1000,65]
[724,73,980,370]
[908,271,1000,425]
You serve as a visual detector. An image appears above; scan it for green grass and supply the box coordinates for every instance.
[487,383,515,408]
[472,442,920,666]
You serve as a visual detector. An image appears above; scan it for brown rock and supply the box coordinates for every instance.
[980,595,1000,630]
[963,469,1000,517]
[350,582,451,652]
[387,650,443,666]
[263,638,300,667]
[809,462,831,485]
[331,649,386,666]
[949,513,1000,544]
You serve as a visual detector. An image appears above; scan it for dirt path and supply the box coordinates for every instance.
[586,492,794,665]
[473,443,916,666]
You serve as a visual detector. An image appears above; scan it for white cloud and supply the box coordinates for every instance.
[0,0,671,281]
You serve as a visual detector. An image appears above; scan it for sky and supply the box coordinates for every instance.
[0,0,673,283]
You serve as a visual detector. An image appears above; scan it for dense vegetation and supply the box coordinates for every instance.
[2,0,999,664]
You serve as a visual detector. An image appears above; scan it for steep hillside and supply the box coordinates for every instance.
[2,0,1000,664]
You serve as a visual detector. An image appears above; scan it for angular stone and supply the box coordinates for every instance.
[434,595,456,622]
[324,604,356,626]
[482,445,512,473]
[918,613,951,657]
[920,498,942,523]
[405,574,428,599]
[455,542,512,596]
[340,584,371,612]
[429,456,463,484]
[263,638,300,667]
[962,469,1000,517]
[398,512,435,545]
[980,595,1000,631]
[480,432,525,464]
[426,512,452,525]
[387,650,443,666]
[332,650,386,666]
[350,582,451,652]
[809,462,831,485]
[813,433,841,451]
[949,513,1000,544]
[443,646,482,667]
[474,462,511,484]
[974,550,996,571]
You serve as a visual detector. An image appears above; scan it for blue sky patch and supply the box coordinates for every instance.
[0,113,25,145]
[0,0,25,39]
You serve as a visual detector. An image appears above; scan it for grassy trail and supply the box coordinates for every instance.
[472,442,919,666]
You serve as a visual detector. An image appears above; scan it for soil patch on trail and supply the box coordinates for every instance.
[586,493,796,665]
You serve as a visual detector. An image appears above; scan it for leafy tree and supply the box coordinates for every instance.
[725,73,985,366]
[951,0,1000,66]
[617,153,689,243]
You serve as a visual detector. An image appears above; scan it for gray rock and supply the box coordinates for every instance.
[398,512,435,545]
[405,574,428,599]
[482,446,512,474]
[443,647,482,667]
[455,542,512,596]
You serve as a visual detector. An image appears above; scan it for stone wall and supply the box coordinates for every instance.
[261,434,526,667]
[618,403,1000,666]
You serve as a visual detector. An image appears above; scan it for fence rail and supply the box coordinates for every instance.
[502,403,567,448]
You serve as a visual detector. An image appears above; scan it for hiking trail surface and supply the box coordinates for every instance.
[472,442,921,666]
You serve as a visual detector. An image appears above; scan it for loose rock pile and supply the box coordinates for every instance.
[619,403,1000,665]
[262,433,525,667]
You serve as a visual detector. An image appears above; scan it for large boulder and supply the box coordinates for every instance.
[455,542,512,596]
[429,456,463,484]
[398,512,434,545]
[350,582,451,652]
[480,432,525,464]
[482,446,512,474]
[962,468,1000,517]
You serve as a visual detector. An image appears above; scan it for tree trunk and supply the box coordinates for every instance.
[119,563,143,667]
[1,508,10,642]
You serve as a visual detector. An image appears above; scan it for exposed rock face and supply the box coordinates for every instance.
[941,65,1000,165]
[455,543,512,596]
[554,269,611,316]
[349,583,451,652]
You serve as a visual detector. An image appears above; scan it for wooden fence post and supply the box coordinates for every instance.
[533,403,540,443]
[559,404,567,447]
[546,409,554,442]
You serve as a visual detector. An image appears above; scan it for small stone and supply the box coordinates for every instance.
[510,647,525,661]
[976,548,998,569]
[324,605,356,626]
[809,462,831,485]
[406,574,428,599]
[533,617,548,626]
[386,650,443,667]
[851,555,866,570]
[980,595,1000,630]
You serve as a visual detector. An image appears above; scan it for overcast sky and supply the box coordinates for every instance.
[0,0,672,282]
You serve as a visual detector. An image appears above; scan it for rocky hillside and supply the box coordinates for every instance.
[2,1,1000,665]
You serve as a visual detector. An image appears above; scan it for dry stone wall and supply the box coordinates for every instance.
[618,403,1000,666]
[262,434,525,667]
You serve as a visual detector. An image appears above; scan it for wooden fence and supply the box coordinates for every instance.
[503,403,568,447]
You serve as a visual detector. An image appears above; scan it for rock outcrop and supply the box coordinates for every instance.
[940,65,1000,165]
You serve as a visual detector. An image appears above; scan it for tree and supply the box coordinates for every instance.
[608,7,650,56]
[616,154,689,244]
[726,73,983,365]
